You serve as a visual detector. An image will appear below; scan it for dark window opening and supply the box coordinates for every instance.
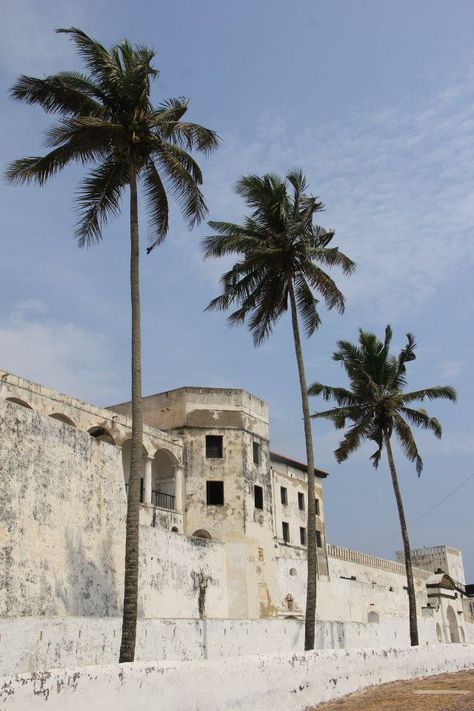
[206,435,223,458]
[316,530,322,548]
[253,441,261,465]
[315,498,320,515]
[298,492,305,511]
[282,521,290,543]
[254,485,263,509]
[280,486,288,506]
[300,527,306,545]
[340,575,357,581]
[206,480,224,505]
[140,478,144,504]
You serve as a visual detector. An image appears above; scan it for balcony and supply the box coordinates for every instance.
[125,484,175,512]
[151,490,175,511]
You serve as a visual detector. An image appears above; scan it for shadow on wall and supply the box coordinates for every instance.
[54,528,122,617]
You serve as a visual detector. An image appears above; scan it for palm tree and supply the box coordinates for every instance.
[308,326,456,646]
[6,27,219,662]
[203,171,355,649]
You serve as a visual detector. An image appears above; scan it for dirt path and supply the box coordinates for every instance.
[311,670,474,710]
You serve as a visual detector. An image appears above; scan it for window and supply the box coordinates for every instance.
[254,485,263,509]
[282,521,290,543]
[253,441,261,465]
[316,530,322,548]
[206,435,223,458]
[206,480,224,505]
[315,498,320,515]
[280,486,288,506]
[298,492,305,511]
[300,527,306,545]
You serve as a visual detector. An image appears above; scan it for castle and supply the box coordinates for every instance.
[0,367,472,675]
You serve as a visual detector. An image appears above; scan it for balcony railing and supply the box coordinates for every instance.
[124,484,175,511]
[151,490,175,511]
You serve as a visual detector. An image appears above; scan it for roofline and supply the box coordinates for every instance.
[108,385,267,409]
[270,451,329,478]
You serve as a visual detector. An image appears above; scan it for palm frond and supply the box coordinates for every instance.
[400,407,442,438]
[74,156,127,246]
[143,160,169,252]
[308,382,360,407]
[10,72,105,117]
[402,386,457,404]
[393,414,423,475]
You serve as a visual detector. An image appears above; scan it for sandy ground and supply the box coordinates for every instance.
[311,670,474,710]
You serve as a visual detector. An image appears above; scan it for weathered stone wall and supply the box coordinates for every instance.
[2,644,474,711]
[0,400,228,620]
[0,399,126,617]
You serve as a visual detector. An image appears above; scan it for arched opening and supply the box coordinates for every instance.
[446,605,460,643]
[88,426,115,445]
[151,449,177,510]
[50,413,76,426]
[192,529,212,540]
[460,627,465,643]
[289,568,297,576]
[436,623,442,642]
[6,397,32,409]
[121,439,147,503]
[171,526,179,533]
[368,610,380,624]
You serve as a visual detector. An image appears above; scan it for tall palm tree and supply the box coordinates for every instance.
[203,171,355,649]
[6,27,219,662]
[308,326,456,646]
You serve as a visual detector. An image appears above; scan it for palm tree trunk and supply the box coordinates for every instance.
[119,158,143,663]
[288,279,318,651]
[383,431,419,646]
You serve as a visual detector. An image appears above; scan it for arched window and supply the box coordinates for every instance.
[289,568,297,576]
[192,529,212,540]
[6,397,32,409]
[151,449,178,510]
[50,413,76,426]
[436,622,442,642]
[88,426,115,444]
[446,605,460,643]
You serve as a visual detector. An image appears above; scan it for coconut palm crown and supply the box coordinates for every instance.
[203,170,355,651]
[6,27,219,249]
[309,326,456,474]
[309,326,456,646]
[203,171,355,345]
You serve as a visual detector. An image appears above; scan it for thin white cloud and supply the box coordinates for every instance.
[0,300,121,405]
[197,64,474,320]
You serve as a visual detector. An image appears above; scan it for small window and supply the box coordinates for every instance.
[206,480,224,505]
[206,435,223,458]
[253,441,261,465]
[300,527,306,545]
[254,485,263,509]
[315,498,320,515]
[280,486,288,506]
[316,530,322,548]
[298,492,305,511]
[282,521,290,543]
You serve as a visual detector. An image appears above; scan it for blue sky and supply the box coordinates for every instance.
[1,0,474,580]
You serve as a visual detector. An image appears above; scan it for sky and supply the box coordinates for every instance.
[1,0,473,580]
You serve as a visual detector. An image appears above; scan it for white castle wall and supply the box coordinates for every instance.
[0,400,228,621]
[2,645,474,711]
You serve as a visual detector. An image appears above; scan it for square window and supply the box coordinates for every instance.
[316,530,322,548]
[298,492,305,511]
[282,521,290,543]
[300,527,306,545]
[254,484,263,510]
[206,435,223,458]
[280,486,288,506]
[253,441,261,465]
[315,498,320,516]
[206,480,224,505]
